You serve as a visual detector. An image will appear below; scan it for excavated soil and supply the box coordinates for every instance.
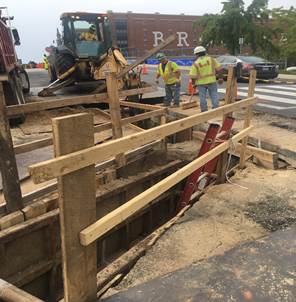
[105,164,296,296]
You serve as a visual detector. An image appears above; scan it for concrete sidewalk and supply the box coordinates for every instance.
[278,73,296,80]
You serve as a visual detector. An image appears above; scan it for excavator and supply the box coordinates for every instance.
[39,12,175,97]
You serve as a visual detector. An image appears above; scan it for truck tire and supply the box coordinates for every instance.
[19,68,30,94]
[3,73,26,125]
[55,53,75,77]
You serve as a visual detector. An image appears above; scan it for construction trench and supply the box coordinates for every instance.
[0,66,296,302]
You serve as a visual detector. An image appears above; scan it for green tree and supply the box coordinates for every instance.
[195,0,279,57]
[271,7,296,65]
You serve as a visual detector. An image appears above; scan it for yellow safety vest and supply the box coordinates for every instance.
[158,61,179,85]
[43,57,48,70]
[193,56,217,85]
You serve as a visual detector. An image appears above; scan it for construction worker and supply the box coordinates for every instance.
[43,54,48,70]
[189,46,224,112]
[79,25,97,41]
[155,53,181,107]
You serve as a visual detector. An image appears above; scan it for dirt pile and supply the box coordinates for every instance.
[107,164,296,296]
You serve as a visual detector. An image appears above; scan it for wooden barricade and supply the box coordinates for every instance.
[0,77,166,213]
[28,95,257,301]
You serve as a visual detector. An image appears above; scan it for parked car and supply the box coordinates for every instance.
[287,67,296,72]
[217,55,279,79]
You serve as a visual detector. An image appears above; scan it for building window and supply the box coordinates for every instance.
[115,19,128,49]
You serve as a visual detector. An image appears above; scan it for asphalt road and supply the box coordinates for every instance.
[27,68,296,118]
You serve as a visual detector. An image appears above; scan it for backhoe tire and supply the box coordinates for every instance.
[55,53,75,78]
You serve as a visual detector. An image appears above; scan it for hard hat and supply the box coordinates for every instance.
[194,46,206,55]
[89,25,96,32]
[156,53,167,61]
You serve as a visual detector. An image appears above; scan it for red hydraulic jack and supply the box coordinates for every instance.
[176,117,235,212]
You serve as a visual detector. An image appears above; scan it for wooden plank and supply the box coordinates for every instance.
[217,66,236,183]
[0,211,24,230]
[0,75,8,82]
[13,110,162,155]
[94,109,165,133]
[0,141,162,215]
[119,100,162,111]
[233,143,278,169]
[0,209,59,243]
[126,123,144,132]
[116,35,176,79]
[239,69,257,168]
[29,97,257,184]
[0,83,24,212]
[14,137,53,154]
[106,72,125,166]
[6,86,155,117]
[7,93,108,117]
[79,126,253,246]
[13,109,164,155]
[160,114,167,150]
[224,66,235,109]
[53,113,97,302]
[195,130,278,169]
[0,278,44,302]
[106,73,124,139]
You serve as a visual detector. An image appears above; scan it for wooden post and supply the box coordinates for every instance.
[106,72,126,166]
[53,113,97,302]
[160,114,167,151]
[0,82,23,212]
[239,69,257,168]
[216,66,236,183]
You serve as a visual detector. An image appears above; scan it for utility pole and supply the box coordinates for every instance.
[239,37,244,55]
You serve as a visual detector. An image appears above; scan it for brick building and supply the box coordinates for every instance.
[107,11,201,57]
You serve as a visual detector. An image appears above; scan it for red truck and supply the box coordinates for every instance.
[0,7,29,111]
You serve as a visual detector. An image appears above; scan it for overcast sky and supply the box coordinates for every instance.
[1,0,294,62]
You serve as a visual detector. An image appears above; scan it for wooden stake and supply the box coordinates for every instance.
[53,113,97,302]
[239,69,257,168]
[160,114,167,151]
[217,66,236,183]
[106,72,126,166]
[0,82,23,212]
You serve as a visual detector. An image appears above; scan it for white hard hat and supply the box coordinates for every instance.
[194,46,206,54]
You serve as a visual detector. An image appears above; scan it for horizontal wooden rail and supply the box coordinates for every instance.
[79,126,253,246]
[14,137,53,155]
[119,100,162,111]
[94,108,166,133]
[0,278,44,302]
[29,97,256,184]
[13,109,165,155]
[6,86,155,116]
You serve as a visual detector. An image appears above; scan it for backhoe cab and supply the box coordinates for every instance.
[43,12,136,96]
